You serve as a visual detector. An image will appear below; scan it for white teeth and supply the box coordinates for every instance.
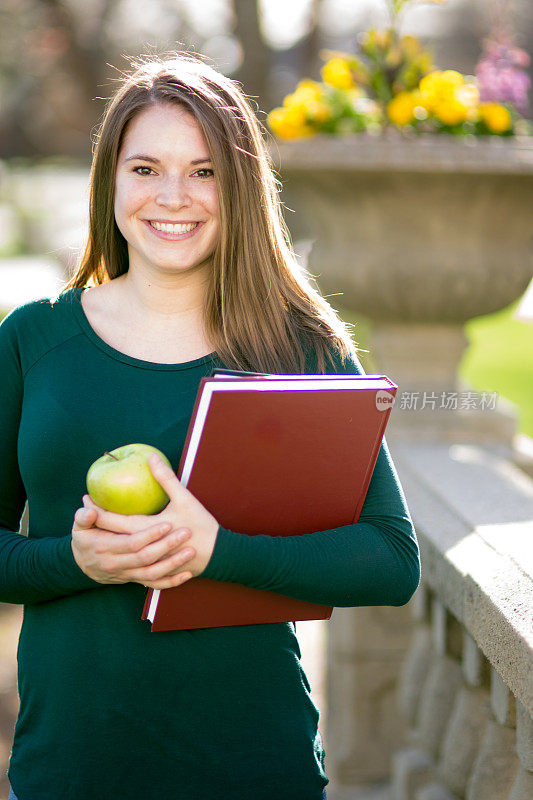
[150,221,199,234]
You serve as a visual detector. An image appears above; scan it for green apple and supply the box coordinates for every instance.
[86,443,172,515]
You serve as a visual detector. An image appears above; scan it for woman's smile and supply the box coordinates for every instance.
[143,219,204,240]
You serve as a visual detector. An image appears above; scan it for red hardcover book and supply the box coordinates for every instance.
[142,372,397,631]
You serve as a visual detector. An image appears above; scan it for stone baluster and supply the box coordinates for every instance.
[508,701,533,799]
[464,668,519,799]
[392,583,434,800]
[396,584,432,735]
[413,631,491,800]
[325,606,360,772]
[325,601,413,788]
[436,632,490,797]
[391,590,464,800]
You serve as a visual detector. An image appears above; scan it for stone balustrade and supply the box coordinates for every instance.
[393,586,531,800]
[326,435,533,800]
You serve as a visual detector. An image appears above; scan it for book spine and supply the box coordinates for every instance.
[141,590,152,620]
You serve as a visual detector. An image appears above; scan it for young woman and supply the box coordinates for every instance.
[0,53,420,800]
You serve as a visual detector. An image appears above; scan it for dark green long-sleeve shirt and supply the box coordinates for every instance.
[0,287,420,800]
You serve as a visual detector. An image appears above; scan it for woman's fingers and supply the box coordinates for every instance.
[127,546,196,586]
[141,570,194,591]
[82,495,146,533]
[73,507,98,529]
[123,528,193,568]
[105,524,196,581]
[104,521,174,552]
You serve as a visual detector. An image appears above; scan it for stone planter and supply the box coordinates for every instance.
[270,132,533,443]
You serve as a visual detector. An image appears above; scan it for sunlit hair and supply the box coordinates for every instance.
[63,52,358,373]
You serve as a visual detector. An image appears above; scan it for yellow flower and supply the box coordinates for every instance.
[478,103,512,133]
[419,69,469,121]
[456,83,479,107]
[387,91,417,126]
[266,107,314,140]
[419,70,442,92]
[282,92,298,109]
[284,80,324,110]
[306,100,332,123]
[420,69,462,96]
[321,58,354,90]
[433,98,468,126]
[279,101,307,126]
[439,70,465,88]
[418,71,443,111]
[267,107,288,136]
[456,83,480,121]
[401,34,422,58]
[296,79,323,100]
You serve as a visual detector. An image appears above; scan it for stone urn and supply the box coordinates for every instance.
[270,131,533,443]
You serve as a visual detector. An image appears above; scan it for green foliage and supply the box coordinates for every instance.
[460,299,533,437]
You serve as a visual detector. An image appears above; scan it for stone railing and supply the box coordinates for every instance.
[326,435,533,800]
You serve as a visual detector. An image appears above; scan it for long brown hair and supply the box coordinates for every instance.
[63,52,358,373]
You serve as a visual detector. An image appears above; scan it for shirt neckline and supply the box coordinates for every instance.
[67,286,218,372]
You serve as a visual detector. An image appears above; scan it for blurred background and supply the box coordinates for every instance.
[2,0,533,160]
[1,2,533,799]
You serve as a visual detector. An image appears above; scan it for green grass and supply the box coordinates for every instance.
[337,296,533,438]
[460,299,533,438]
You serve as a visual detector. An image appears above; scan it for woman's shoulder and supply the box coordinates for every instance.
[1,289,70,330]
[301,334,365,377]
[0,287,82,371]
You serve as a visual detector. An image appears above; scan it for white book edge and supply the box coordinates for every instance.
[212,372,391,381]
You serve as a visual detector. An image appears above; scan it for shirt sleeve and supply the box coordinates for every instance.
[0,309,100,605]
[200,347,421,607]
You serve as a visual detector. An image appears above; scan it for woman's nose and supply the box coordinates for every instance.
[155,176,192,208]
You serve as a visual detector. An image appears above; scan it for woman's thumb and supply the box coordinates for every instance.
[75,507,97,529]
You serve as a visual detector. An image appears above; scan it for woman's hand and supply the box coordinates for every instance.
[71,506,197,589]
[73,453,219,589]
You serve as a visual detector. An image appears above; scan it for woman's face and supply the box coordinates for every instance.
[114,102,220,278]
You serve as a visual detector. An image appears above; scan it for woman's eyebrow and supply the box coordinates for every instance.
[123,153,212,164]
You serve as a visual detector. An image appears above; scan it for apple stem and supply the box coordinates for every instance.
[104,451,120,461]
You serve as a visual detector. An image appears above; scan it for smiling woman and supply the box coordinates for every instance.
[0,51,420,800]
[64,52,358,374]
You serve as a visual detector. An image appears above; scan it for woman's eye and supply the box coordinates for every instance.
[132,166,154,176]
[194,168,214,179]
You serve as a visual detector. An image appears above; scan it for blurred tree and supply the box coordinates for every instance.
[0,0,326,159]
[0,0,115,159]
[0,0,188,160]
[232,0,271,110]
[233,0,322,109]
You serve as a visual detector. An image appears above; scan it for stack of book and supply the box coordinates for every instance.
[143,368,397,631]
